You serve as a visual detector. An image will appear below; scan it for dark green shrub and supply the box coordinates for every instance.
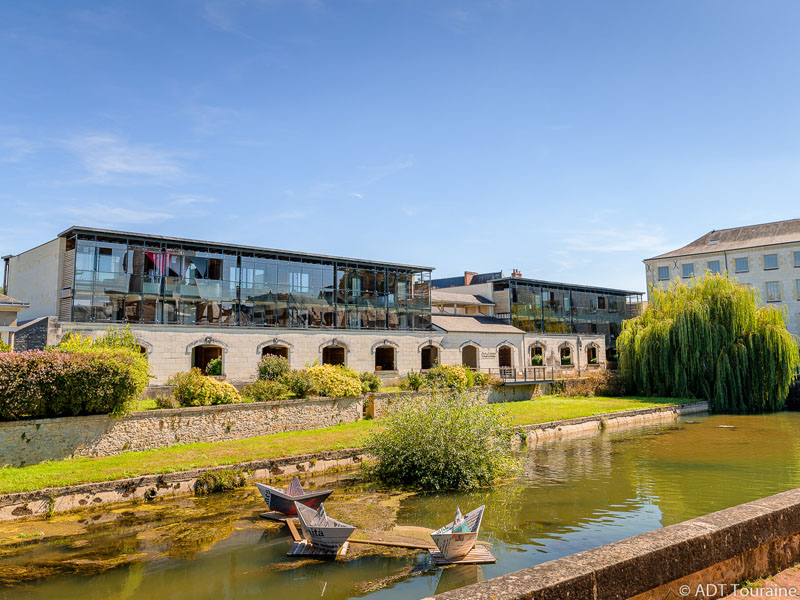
[281,370,316,398]
[359,371,382,393]
[400,371,426,391]
[194,469,246,495]
[364,391,517,490]
[167,369,242,406]
[258,354,290,381]
[243,379,291,402]
[205,358,222,376]
[425,364,470,390]
[0,351,142,420]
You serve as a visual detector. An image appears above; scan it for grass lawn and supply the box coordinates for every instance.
[0,395,695,494]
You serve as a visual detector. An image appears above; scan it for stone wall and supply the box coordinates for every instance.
[12,316,59,351]
[0,395,364,467]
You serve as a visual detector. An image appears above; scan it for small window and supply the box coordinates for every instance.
[657,266,670,281]
[734,257,749,273]
[764,254,778,270]
[598,296,606,310]
[682,263,694,278]
[794,252,800,268]
[766,281,781,303]
[707,260,721,274]
[796,280,800,299]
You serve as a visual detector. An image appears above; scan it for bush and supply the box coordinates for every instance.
[167,369,242,406]
[618,273,800,412]
[364,391,517,490]
[154,394,180,409]
[194,469,246,495]
[304,364,362,397]
[281,370,316,398]
[359,371,382,393]
[0,340,11,353]
[531,353,543,366]
[425,364,471,390]
[551,372,625,397]
[205,358,222,376]
[0,351,143,420]
[258,354,290,381]
[473,371,501,388]
[243,379,291,402]
[400,371,426,391]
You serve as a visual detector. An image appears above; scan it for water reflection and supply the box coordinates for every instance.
[4,412,800,599]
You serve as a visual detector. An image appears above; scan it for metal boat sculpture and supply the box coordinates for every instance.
[255,477,333,516]
[294,501,356,552]
[430,505,486,560]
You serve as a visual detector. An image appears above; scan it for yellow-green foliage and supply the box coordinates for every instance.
[168,369,242,406]
[304,364,363,397]
[0,340,11,353]
[54,326,150,398]
[425,364,471,390]
[617,273,799,413]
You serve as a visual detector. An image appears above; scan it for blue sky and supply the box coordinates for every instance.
[2,0,800,292]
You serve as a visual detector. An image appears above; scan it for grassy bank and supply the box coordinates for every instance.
[0,395,692,494]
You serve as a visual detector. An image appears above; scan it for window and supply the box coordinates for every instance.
[597,296,606,310]
[795,252,800,268]
[764,254,778,270]
[657,266,670,281]
[796,280,800,300]
[682,263,694,278]
[766,281,781,303]
[734,257,749,273]
[707,260,721,274]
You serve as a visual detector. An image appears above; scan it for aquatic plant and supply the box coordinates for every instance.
[364,391,517,490]
[194,469,247,495]
[617,273,799,413]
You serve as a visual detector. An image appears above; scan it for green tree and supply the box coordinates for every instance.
[617,273,799,413]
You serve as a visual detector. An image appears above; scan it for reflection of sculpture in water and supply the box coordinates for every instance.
[435,564,484,595]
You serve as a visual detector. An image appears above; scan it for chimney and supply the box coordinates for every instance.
[464,271,477,285]
[511,269,522,278]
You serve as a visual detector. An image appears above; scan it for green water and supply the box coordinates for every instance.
[3,411,800,599]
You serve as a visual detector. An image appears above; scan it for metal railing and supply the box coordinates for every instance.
[481,366,555,383]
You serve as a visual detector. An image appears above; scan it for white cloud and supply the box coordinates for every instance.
[65,134,183,184]
[357,157,414,185]
[64,203,176,226]
[259,210,306,222]
[0,137,38,163]
[169,194,217,205]
[560,224,670,254]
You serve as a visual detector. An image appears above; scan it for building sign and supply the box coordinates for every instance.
[481,350,496,358]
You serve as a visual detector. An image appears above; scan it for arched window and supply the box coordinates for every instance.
[322,345,346,366]
[587,345,598,365]
[262,345,289,360]
[374,346,396,371]
[420,345,439,370]
[193,345,224,374]
[530,345,544,366]
[461,345,478,369]
[560,346,572,366]
[498,345,513,368]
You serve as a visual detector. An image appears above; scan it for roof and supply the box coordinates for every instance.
[431,290,494,305]
[431,314,524,334]
[58,226,434,271]
[431,271,503,288]
[647,218,800,261]
[0,294,28,308]
[493,277,642,296]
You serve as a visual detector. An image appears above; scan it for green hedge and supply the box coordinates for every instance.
[167,369,243,406]
[0,351,143,420]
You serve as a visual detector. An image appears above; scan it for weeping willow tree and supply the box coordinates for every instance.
[618,273,799,413]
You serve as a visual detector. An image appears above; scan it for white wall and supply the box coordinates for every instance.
[6,238,62,322]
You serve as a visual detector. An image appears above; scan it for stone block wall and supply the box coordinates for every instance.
[0,395,363,467]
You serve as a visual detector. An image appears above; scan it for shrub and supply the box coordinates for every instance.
[473,371,501,388]
[425,364,471,390]
[0,340,11,353]
[258,354,290,381]
[359,371,382,393]
[531,353,543,366]
[0,351,142,420]
[400,371,426,391]
[304,364,362,397]
[243,379,291,402]
[364,391,517,490]
[194,469,246,495]
[205,357,223,376]
[618,273,800,412]
[553,372,625,397]
[154,394,180,409]
[281,370,317,398]
[167,369,242,406]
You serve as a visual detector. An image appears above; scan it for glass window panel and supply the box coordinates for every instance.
[76,242,96,271]
[766,281,781,302]
[72,294,92,322]
[682,263,694,278]
[707,260,721,274]
[657,266,669,281]
[735,257,749,273]
[764,254,778,270]
[125,294,142,322]
[795,252,800,268]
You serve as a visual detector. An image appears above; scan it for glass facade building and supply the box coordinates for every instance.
[63,228,433,331]
[493,278,643,346]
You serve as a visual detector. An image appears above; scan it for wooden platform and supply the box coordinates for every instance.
[287,540,349,557]
[430,546,496,565]
[349,538,437,551]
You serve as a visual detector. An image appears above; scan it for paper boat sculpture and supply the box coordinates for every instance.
[294,501,356,552]
[430,505,485,560]
[255,477,333,516]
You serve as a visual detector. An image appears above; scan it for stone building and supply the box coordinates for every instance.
[3,226,636,384]
[643,218,800,337]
